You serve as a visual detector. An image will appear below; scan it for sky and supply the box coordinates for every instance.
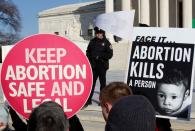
[12,0,97,38]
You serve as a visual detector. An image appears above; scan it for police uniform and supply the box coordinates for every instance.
[86,35,113,105]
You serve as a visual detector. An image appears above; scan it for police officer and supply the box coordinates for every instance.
[85,27,113,106]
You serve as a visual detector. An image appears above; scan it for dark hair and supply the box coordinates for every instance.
[158,68,189,91]
[139,23,149,27]
[94,26,105,35]
[28,101,69,131]
[99,82,133,105]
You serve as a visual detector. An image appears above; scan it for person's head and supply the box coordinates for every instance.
[157,69,189,115]
[99,82,133,121]
[105,95,156,131]
[94,26,105,39]
[28,101,69,131]
[0,103,9,131]
[138,23,149,27]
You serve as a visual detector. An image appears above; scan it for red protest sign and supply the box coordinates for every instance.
[1,34,93,119]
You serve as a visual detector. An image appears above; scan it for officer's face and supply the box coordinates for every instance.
[96,32,104,39]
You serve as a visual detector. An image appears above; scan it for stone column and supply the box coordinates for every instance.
[183,0,192,28]
[159,0,169,27]
[105,0,114,42]
[121,0,132,11]
[140,0,150,25]
[105,0,114,13]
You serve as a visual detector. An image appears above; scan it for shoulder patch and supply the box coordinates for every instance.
[109,45,113,49]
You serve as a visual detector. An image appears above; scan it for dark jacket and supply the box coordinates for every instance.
[86,37,113,69]
[156,118,172,131]
[9,107,28,131]
[69,115,84,131]
[2,126,13,131]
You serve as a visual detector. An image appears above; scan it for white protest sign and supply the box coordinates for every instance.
[126,27,195,120]
[95,11,135,40]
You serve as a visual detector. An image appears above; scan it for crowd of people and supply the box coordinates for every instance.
[0,81,174,131]
[0,27,194,131]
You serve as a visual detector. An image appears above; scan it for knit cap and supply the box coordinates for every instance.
[28,101,69,131]
[105,95,156,131]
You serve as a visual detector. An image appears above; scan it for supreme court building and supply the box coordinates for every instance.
[38,0,195,42]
